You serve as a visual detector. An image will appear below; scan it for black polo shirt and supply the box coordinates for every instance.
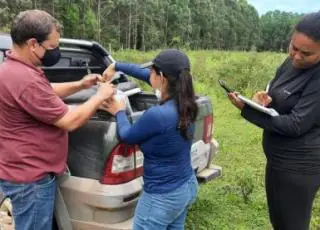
[242,58,320,174]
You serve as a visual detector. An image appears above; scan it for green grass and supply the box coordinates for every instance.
[187,84,269,230]
[112,50,320,229]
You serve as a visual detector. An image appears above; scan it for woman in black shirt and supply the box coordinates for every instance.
[229,12,320,230]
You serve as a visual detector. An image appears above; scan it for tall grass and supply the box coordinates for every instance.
[112,50,320,229]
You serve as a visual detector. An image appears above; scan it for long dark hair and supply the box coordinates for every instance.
[154,65,198,140]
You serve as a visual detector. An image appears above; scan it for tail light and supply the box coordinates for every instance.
[203,114,213,144]
[100,144,144,185]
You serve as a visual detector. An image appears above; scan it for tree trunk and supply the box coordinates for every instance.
[165,4,169,46]
[142,9,145,51]
[118,7,121,49]
[52,0,55,16]
[97,0,101,42]
[134,2,138,50]
[187,7,191,45]
[32,0,37,9]
[128,1,132,49]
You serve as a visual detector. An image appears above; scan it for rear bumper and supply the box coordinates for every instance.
[196,138,222,184]
[207,138,219,168]
[57,175,142,227]
[71,218,133,230]
[196,164,222,183]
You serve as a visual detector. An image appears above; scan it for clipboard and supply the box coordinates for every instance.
[218,80,279,117]
[237,95,279,117]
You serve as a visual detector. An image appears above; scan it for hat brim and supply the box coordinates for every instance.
[140,61,153,69]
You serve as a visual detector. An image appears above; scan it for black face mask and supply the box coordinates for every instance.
[40,46,61,67]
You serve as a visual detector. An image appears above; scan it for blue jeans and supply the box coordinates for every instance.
[0,174,56,230]
[133,174,198,230]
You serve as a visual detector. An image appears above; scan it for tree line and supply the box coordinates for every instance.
[0,0,304,52]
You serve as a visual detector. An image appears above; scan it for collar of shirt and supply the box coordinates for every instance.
[5,50,45,77]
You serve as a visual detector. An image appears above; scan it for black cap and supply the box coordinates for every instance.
[141,49,190,78]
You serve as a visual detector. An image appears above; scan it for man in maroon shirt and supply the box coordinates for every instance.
[0,10,114,230]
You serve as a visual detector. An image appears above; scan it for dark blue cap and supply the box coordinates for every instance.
[141,49,190,78]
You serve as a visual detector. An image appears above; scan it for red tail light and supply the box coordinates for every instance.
[203,114,213,144]
[100,144,144,185]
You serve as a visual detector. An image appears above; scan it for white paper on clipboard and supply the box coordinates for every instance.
[237,95,279,117]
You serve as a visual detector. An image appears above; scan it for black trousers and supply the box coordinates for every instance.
[265,164,320,230]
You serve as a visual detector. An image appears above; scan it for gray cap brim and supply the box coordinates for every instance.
[140,61,153,69]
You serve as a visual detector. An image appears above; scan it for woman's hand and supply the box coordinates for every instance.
[102,63,116,82]
[228,92,245,110]
[100,96,126,115]
[252,91,272,106]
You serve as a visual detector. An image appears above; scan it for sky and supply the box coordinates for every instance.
[247,0,320,15]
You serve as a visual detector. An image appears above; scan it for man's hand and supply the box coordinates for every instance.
[51,74,103,98]
[100,97,126,115]
[80,74,103,89]
[252,91,272,106]
[102,63,116,82]
[228,92,245,110]
[95,82,115,101]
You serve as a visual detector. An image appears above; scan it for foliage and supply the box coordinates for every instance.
[0,0,304,52]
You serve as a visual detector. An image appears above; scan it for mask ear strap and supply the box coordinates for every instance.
[39,43,46,51]
[158,72,164,91]
[32,45,42,61]
[160,72,164,83]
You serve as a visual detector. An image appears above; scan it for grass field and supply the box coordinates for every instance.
[112,50,320,229]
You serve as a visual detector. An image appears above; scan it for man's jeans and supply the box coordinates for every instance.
[133,174,198,230]
[0,174,56,230]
